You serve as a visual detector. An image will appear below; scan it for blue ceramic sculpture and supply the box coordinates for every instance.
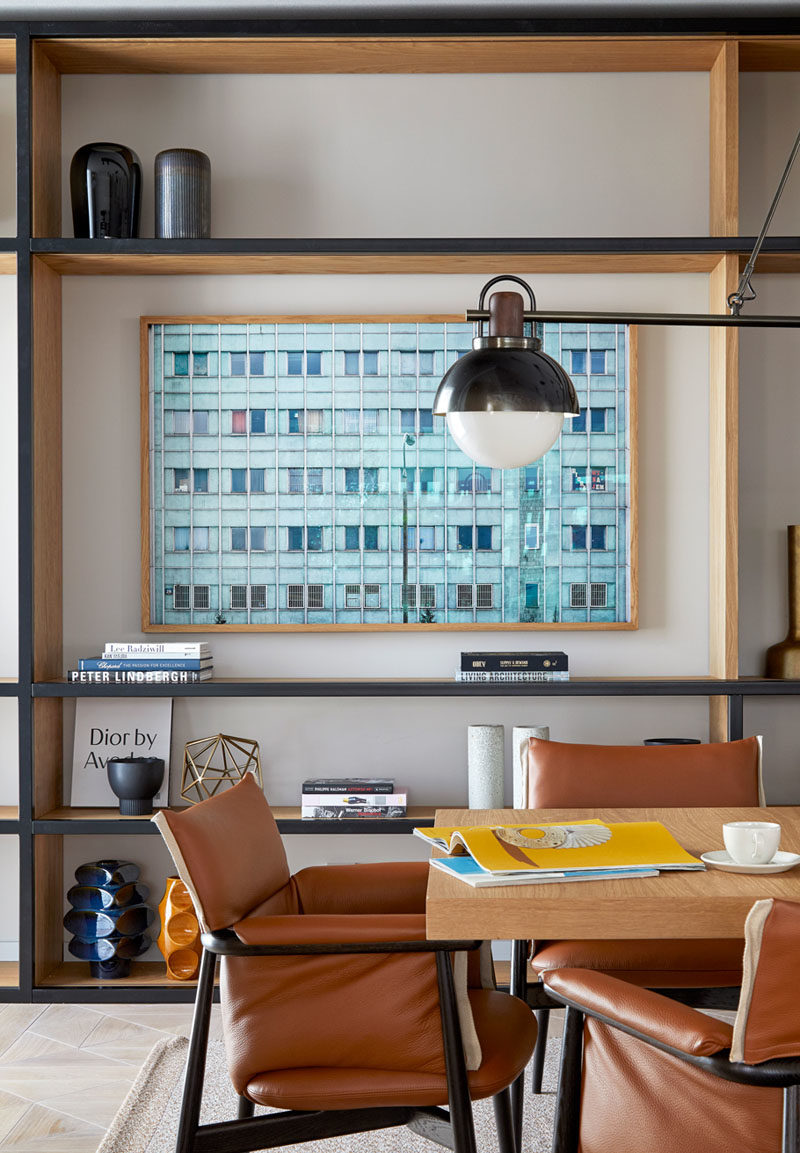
[65,859,154,979]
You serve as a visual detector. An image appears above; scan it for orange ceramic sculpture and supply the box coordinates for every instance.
[158,875,201,980]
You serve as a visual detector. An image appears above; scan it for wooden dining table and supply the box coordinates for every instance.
[425,806,800,941]
[426,806,800,1148]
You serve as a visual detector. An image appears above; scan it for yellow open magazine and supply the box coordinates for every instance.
[414,820,703,876]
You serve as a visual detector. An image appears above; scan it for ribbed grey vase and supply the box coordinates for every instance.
[154,148,211,238]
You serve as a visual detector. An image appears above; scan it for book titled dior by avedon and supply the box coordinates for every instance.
[70,698,173,808]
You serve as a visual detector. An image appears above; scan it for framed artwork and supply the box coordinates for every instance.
[141,316,637,631]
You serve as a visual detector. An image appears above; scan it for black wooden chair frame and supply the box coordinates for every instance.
[174,929,518,1153]
[547,986,800,1153]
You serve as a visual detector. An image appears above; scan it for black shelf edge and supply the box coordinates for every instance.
[0,683,19,696]
[30,677,800,698]
[33,815,434,835]
[29,236,800,256]
[25,16,800,38]
[0,822,20,835]
[278,816,434,835]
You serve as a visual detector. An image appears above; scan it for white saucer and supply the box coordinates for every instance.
[700,849,800,875]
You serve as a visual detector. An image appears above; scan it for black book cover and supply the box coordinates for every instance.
[460,651,568,672]
[302,778,395,794]
[67,669,211,683]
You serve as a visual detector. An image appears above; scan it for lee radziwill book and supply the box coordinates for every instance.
[414,820,704,877]
[103,642,210,657]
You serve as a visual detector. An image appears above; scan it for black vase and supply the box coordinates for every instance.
[643,738,701,746]
[106,756,165,816]
[70,143,142,238]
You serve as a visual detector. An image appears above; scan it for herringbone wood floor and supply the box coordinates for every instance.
[0,1002,221,1152]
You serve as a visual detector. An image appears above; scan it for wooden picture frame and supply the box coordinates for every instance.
[141,315,637,632]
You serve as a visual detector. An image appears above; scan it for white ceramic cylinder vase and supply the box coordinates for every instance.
[467,724,505,809]
[512,725,550,808]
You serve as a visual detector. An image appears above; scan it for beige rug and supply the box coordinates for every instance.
[97,1035,559,1153]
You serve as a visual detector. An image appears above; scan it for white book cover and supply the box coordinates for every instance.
[70,698,173,808]
[104,643,209,656]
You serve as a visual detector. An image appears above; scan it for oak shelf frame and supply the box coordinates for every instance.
[34,961,215,1000]
[8,19,799,1001]
[28,238,800,278]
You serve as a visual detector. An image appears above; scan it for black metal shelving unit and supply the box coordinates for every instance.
[5,14,800,1000]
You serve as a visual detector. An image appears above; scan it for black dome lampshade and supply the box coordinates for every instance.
[433,275,579,469]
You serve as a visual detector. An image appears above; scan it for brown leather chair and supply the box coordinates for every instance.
[523,735,763,1093]
[542,897,800,1153]
[153,771,537,1153]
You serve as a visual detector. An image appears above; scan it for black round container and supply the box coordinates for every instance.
[106,756,165,815]
[154,148,211,238]
[643,738,701,745]
[70,143,142,238]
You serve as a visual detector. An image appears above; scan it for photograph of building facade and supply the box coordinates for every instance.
[146,318,631,627]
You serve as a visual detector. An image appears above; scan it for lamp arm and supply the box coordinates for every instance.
[728,123,800,316]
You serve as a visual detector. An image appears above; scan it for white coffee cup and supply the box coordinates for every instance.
[723,821,781,865]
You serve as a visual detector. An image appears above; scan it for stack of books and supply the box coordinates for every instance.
[455,651,569,682]
[67,642,213,684]
[301,778,407,820]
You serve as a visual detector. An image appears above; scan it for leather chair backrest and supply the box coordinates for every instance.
[153,771,294,931]
[731,898,800,1063]
[527,736,763,809]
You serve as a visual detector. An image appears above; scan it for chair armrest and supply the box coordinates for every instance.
[208,913,480,957]
[543,968,732,1057]
[292,861,428,915]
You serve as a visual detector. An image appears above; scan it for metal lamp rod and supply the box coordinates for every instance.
[465,309,800,328]
[729,123,800,316]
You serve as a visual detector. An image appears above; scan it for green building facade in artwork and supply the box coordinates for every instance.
[147,319,631,627]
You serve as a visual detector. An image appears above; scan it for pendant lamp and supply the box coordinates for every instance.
[432,275,579,469]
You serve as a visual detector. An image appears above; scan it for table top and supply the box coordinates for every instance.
[424,806,800,940]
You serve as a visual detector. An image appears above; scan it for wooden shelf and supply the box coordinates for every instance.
[29,242,800,279]
[34,805,437,834]
[37,961,209,989]
[0,41,13,74]
[35,35,728,76]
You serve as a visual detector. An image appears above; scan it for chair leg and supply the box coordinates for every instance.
[176,947,217,1153]
[783,1084,800,1153]
[551,1006,583,1153]
[238,1095,255,1120]
[530,1009,551,1094]
[492,1087,517,1153]
[435,952,478,1153]
[509,939,529,1149]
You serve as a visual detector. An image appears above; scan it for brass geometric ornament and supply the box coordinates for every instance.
[180,733,263,805]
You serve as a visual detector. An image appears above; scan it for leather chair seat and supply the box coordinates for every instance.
[531,937,744,987]
[245,988,538,1110]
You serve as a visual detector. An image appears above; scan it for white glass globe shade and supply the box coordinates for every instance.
[446,410,565,469]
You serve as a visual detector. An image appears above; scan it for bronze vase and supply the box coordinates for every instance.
[765,525,800,678]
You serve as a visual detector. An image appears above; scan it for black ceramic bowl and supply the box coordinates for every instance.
[106,756,165,815]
